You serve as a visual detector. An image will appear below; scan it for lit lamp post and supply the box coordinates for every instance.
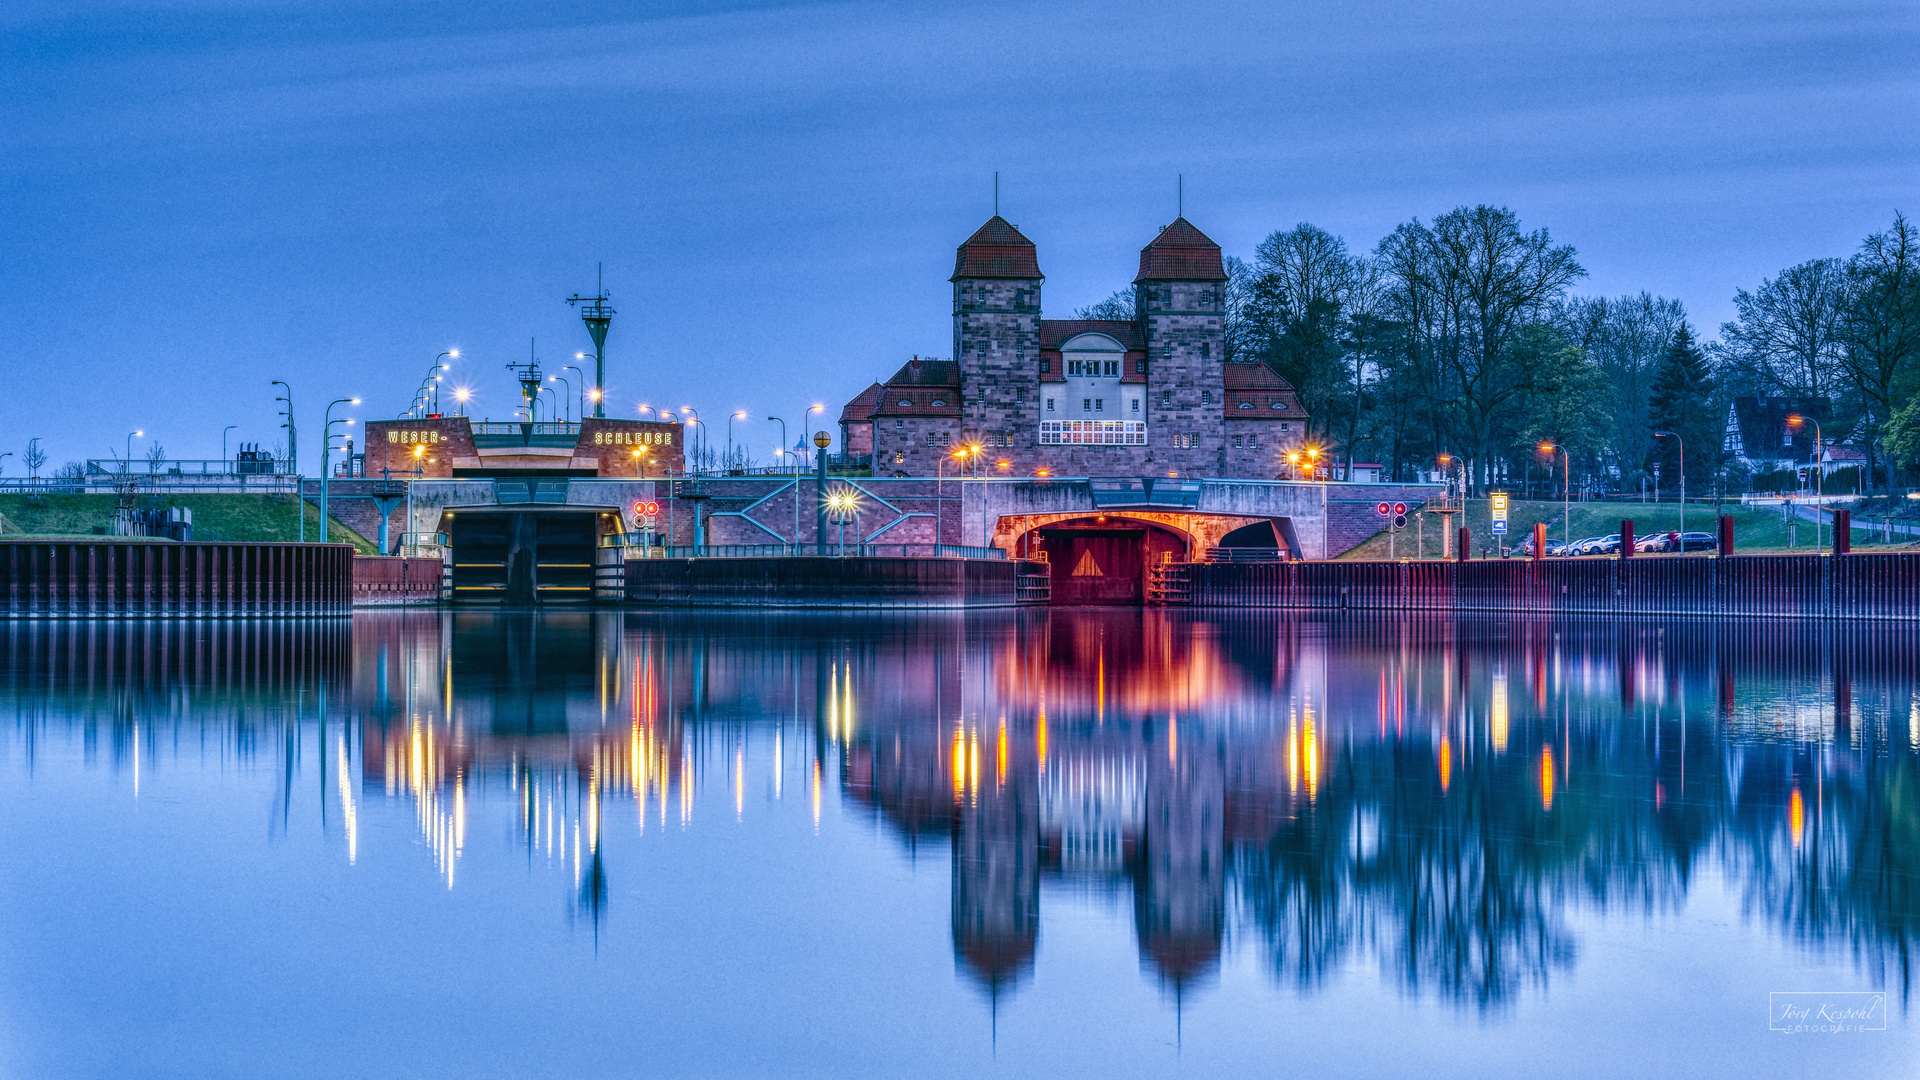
[825,487,861,556]
[1653,430,1685,543]
[1786,414,1823,551]
[629,446,649,478]
[1540,442,1570,554]
[813,430,831,554]
[681,409,703,475]
[404,443,428,549]
[768,415,794,547]
[937,445,976,547]
[728,410,747,474]
[125,430,143,471]
[549,374,574,423]
[320,397,360,543]
[454,387,471,416]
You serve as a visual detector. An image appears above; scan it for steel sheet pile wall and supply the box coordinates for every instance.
[1186,553,1920,621]
[625,556,1030,609]
[3,541,353,617]
[350,555,443,606]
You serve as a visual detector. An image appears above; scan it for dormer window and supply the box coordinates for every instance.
[1270,400,1283,409]
[1238,400,1254,409]
[898,398,914,407]
[930,398,946,407]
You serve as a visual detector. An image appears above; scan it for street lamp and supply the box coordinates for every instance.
[565,362,590,418]
[1653,430,1685,543]
[825,487,861,556]
[411,351,456,418]
[320,398,360,544]
[222,425,238,468]
[768,415,795,545]
[936,445,974,547]
[629,446,648,478]
[125,430,143,470]
[550,373,574,423]
[681,409,704,475]
[804,403,825,460]
[1786,414,1823,551]
[1539,442,1570,554]
[728,410,747,474]
[454,387,472,416]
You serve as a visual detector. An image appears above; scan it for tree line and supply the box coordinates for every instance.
[1080,208,1919,497]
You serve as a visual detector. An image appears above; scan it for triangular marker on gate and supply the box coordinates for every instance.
[1071,549,1104,577]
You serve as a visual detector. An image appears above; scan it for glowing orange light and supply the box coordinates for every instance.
[1790,786,1804,848]
[1438,736,1451,793]
[1541,746,1555,811]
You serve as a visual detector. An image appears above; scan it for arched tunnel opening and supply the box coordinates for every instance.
[1028,517,1191,606]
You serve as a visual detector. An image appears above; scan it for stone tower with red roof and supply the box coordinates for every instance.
[1136,219,1230,476]
[952,216,1043,453]
[856,214,1307,479]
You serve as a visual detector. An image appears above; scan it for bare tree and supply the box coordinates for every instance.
[145,442,168,475]
[23,438,47,481]
[1555,293,1686,489]
[1072,289,1136,322]
[1718,258,1853,401]
[1840,213,1920,491]
[1390,207,1585,492]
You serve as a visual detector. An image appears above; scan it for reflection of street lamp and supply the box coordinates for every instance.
[1786,414,1823,551]
[1539,442,1570,554]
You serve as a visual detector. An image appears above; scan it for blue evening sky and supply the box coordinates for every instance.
[2,0,1915,467]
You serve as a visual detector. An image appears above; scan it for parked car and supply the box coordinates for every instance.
[1592,534,1624,555]
[1563,536,1604,555]
[1636,531,1679,553]
[1514,535,1564,557]
[1676,531,1717,552]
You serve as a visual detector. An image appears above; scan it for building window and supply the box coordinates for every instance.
[893,451,905,463]
[1270,400,1283,409]
[898,398,913,407]
[1279,422,1291,431]
[1201,342,1210,359]
[926,432,950,448]
[1039,359,1050,373]
[1082,398,1092,412]
[1038,420,1147,446]
[1137,359,1148,374]
[1104,360,1118,376]
[1249,434,1258,447]
[1016,388,1026,404]
[1202,390,1212,405]
[1239,401,1253,409]
[1161,390,1172,407]
[1131,399,1140,414]
[1046,397,1055,412]
[1095,399,1104,412]
[1234,435,1243,449]
[930,399,946,407]
[894,419,905,430]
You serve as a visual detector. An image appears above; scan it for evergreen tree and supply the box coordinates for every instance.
[1646,323,1718,497]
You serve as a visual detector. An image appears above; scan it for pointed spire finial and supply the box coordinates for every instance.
[1178,174,1183,219]
[994,171,999,217]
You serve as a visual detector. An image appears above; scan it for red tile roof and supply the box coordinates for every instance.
[1135,217,1227,282]
[838,382,884,426]
[869,358,962,418]
[951,216,1042,280]
[1223,362,1307,419]
[1039,319,1144,350]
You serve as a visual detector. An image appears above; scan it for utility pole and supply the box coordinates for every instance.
[567,264,613,419]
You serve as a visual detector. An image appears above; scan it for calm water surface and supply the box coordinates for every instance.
[0,611,1914,1078]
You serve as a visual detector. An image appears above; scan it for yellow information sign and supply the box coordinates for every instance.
[1491,492,1509,535]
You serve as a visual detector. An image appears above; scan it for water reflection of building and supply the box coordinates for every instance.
[7,612,1916,1011]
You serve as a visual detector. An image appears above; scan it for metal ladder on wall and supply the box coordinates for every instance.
[1147,551,1190,606]
[1016,551,1051,604]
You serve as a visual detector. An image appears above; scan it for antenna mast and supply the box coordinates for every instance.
[567,262,613,418]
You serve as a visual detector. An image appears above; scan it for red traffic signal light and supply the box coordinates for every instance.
[1376,502,1390,516]
[634,501,660,517]
[1393,502,1407,515]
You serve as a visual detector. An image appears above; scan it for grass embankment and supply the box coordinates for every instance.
[0,494,377,554]
[1337,497,1919,560]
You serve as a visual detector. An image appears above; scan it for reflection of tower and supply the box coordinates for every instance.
[567,264,614,419]
[952,745,1040,1002]
[1135,727,1225,992]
